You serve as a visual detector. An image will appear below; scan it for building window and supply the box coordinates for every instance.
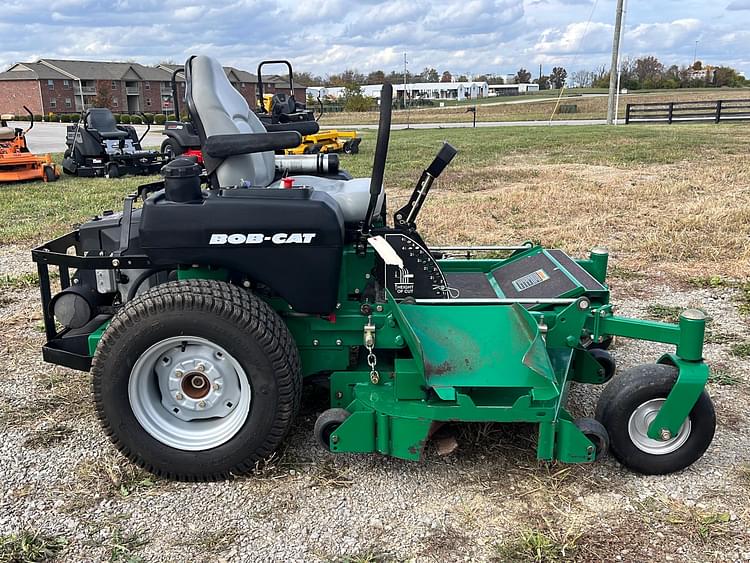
[163,81,170,87]
[49,99,56,108]
[145,82,150,90]
[146,98,152,107]
[63,80,71,89]
[47,79,54,90]
[65,98,72,108]
[113,98,118,107]
[111,81,118,89]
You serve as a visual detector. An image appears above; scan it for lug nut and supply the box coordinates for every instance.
[175,392,184,401]
[175,369,184,378]
[196,363,206,372]
[198,400,206,408]
[660,428,672,441]
[213,383,221,391]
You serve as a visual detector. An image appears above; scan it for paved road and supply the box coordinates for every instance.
[16,118,608,154]
[9,121,165,154]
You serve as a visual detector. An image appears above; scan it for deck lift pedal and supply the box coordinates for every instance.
[32,55,714,481]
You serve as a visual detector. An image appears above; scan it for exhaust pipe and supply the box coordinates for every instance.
[275,154,339,175]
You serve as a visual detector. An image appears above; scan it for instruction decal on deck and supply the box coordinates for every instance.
[511,269,550,292]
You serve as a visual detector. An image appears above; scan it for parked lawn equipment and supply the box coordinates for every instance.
[0,107,59,183]
[161,61,361,161]
[62,108,166,178]
[256,60,361,155]
[33,55,715,481]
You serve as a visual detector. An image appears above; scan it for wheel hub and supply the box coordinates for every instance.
[156,350,241,422]
[128,336,251,451]
[182,372,210,399]
[628,398,691,455]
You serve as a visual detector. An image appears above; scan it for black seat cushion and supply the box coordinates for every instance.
[86,108,128,140]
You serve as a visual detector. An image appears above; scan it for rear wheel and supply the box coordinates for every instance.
[595,364,715,475]
[92,280,301,480]
[161,138,184,162]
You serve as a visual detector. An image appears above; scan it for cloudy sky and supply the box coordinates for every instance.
[2,0,748,78]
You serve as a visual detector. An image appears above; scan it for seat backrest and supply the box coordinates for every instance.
[86,108,118,132]
[185,55,275,188]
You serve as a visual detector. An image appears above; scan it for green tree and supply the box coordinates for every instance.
[342,83,372,112]
[550,67,567,89]
[421,67,439,82]
[366,70,385,84]
[515,68,532,84]
[534,75,550,90]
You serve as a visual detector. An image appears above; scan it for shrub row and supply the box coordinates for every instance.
[7,111,171,124]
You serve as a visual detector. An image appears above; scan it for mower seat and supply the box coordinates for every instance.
[187,55,382,222]
[0,127,16,141]
[85,109,129,140]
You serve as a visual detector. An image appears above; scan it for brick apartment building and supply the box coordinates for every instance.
[0,58,307,117]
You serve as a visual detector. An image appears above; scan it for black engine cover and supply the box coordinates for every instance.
[139,187,345,314]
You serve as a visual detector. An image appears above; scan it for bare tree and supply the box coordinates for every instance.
[92,82,113,109]
[440,70,452,82]
[571,69,594,88]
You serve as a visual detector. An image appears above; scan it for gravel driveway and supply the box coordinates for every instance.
[1,245,748,562]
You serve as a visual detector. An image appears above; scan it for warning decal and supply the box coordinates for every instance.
[511,269,551,292]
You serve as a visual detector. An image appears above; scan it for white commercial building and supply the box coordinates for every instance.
[308,81,539,102]
[308,81,489,102]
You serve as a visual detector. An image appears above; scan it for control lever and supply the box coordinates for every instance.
[394,142,457,229]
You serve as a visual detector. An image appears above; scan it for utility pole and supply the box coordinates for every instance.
[404,52,410,129]
[606,0,625,125]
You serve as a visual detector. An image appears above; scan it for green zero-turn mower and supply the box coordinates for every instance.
[32,55,715,481]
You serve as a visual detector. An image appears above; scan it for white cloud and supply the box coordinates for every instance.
[0,0,748,78]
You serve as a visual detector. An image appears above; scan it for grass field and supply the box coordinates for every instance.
[3,122,749,281]
[319,88,750,125]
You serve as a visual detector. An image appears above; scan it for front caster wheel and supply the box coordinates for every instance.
[575,417,609,460]
[314,408,350,451]
[92,280,301,481]
[590,348,616,382]
[595,364,715,475]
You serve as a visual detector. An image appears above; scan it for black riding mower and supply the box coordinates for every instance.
[62,108,167,178]
[33,55,715,481]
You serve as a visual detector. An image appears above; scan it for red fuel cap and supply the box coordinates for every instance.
[282,177,294,189]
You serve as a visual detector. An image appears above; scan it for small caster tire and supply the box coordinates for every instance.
[105,162,120,178]
[43,166,58,182]
[595,363,715,475]
[590,348,616,382]
[314,408,350,451]
[575,417,609,460]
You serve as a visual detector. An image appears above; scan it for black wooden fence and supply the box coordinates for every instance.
[625,98,750,124]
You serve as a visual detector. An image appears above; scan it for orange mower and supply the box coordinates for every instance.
[0,106,60,183]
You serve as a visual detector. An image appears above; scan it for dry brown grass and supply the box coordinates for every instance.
[408,159,750,280]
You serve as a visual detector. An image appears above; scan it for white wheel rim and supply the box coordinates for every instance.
[128,336,251,451]
[627,398,691,455]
